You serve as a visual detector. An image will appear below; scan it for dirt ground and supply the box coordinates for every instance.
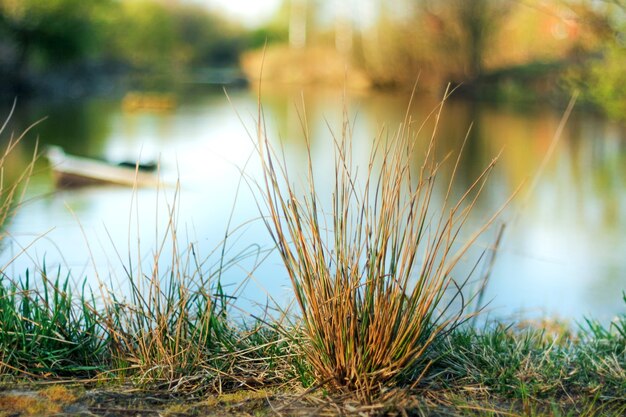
[0,385,282,417]
[18,382,614,417]
[0,383,456,417]
[0,384,383,417]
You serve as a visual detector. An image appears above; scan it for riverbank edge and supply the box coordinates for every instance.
[1,279,624,417]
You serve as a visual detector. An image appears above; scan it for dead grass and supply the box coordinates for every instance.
[97,183,234,389]
[253,86,512,401]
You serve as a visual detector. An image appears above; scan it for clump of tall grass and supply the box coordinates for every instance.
[0,269,106,377]
[254,91,510,399]
[96,185,293,392]
[98,186,222,387]
[0,111,293,388]
[101,247,233,390]
[0,104,103,377]
[0,186,292,390]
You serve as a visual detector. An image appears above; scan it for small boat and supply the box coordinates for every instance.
[46,146,161,188]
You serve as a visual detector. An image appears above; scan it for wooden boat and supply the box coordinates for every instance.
[46,146,161,188]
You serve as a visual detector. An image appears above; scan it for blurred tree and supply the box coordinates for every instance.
[587,38,626,119]
[0,0,111,85]
[173,4,245,66]
[289,0,307,48]
[102,1,249,77]
[421,0,512,80]
[109,0,177,72]
[604,0,626,9]
[565,0,626,119]
[0,0,254,95]
[356,0,513,87]
[455,0,511,79]
[247,0,290,50]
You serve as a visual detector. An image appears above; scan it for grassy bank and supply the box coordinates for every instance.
[1,268,624,415]
[0,98,625,417]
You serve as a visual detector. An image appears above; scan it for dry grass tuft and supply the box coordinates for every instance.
[95,184,290,393]
[99,184,232,389]
[254,88,510,400]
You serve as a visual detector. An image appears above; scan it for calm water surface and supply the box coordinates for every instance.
[2,87,625,323]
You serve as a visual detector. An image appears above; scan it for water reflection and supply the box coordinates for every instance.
[1,88,625,323]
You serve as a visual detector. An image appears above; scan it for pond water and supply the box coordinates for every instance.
[1,86,625,323]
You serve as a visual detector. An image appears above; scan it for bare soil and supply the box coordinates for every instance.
[0,384,454,417]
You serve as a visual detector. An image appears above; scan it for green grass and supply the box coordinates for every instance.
[0,266,626,416]
[0,98,624,416]
[428,299,626,415]
[0,230,291,391]
[0,268,106,377]
[1,255,624,415]
[0,181,294,393]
